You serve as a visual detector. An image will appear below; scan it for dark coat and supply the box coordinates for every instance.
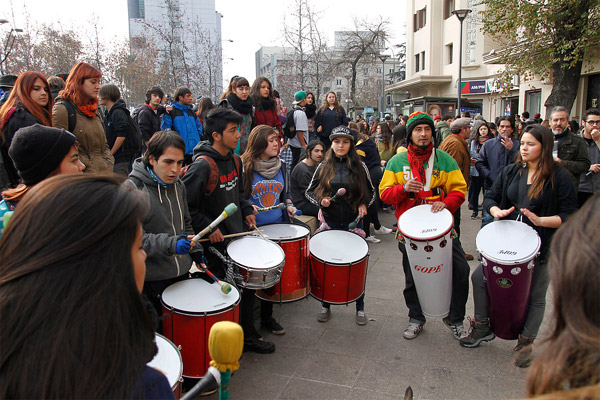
[137,104,162,142]
[475,135,520,191]
[556,129,591,190]
[104,99,132,163]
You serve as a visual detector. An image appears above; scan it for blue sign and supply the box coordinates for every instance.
[363,107,374,113]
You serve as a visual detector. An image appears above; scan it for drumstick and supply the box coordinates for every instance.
[251,224,269,240]
[195,230,260,243]
[348,215,362,230]
[197,262,232,294]
[331,187,346,201]
[192,203,239,243]
[256,203,286,212]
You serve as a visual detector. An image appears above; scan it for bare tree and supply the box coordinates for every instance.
[36,25,84,74]
[83,15,106,72]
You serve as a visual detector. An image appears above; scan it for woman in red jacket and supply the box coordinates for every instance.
[250,77,282,139]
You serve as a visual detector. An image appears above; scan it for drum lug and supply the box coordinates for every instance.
[510,267,521,275]
[492,266,503,274]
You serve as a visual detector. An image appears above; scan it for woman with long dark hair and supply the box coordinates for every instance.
[0,71,53,187]
[52,62,114,173]
[249,77,281,138]
[306,126,374,325]
[391,124,408,155]
[315,91,348,150]
[460,124,579,368]
[526,194,600,398]
[196,96,215,129]
[242,125,296,338]
[0,175,173,399]
[376,121,394,166]
[469,122,491,219]
[305,91,317,142]
[219,76,253,154]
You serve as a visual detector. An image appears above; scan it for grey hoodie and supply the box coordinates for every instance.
[126,159,201,281]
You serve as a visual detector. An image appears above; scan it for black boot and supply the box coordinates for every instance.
[460,318,495,348]
[513,334,535,368]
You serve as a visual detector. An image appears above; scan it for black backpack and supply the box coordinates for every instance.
[282,107,300,139]
[124,112,143,155]
[130,104,145,125]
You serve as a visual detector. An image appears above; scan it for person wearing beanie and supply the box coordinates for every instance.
[287,90,309,170]
[0,124,84,239]
[379,111,470,341]
[306,125,375,326]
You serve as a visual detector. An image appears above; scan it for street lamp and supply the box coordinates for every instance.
[452,9,472,117]
[378,54,389,119]
[0,27,24,75]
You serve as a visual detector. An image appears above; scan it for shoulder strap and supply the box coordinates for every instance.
[58,99,77,133]
[198,155,219,195]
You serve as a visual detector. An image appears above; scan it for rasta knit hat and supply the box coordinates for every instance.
[9,124,77,186]
[406,111,435,139]
[329,125,355,142]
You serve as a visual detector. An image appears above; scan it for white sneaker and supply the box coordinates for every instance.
[365,235,381,243]
[374,226,393,234]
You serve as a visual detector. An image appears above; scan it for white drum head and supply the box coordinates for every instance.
[398,204,453,240]
[227,237,285,268]
[310,230,368,264]
[147,334,182,390]
[260,224,310,241]
[476,220,541,264]
[161,279,240,314]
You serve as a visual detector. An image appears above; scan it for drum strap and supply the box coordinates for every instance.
[411,150,439,203]
[423,149,436,191]
[517,168,531,217]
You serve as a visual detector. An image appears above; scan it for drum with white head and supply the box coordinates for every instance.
[227,236,285,289]
[147,334,183,398]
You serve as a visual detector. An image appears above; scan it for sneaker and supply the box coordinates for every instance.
[356,310,368,325]
[513,334,535,368]
[261,317,286,335]
[365,235,381,243]
[403,322,423,340]
[243,337,275,354]
[464,252,474,261]
[471,212,478,219]
[317,307,331,322]
[442,317,467,340]
[459,318,495,348]
[374,225,393,234]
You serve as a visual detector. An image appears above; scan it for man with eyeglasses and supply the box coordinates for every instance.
[549,106,590,192]
[578,108,600,206]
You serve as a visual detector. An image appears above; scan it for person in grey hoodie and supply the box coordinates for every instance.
[126,130,202,320]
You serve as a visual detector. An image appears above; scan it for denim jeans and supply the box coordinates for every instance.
[322,294,365,311]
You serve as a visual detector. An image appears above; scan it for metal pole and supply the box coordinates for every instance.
[458,19,463,118]
[381,58,385,119]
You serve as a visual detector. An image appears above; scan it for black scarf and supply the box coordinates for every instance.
[305,103,317,119]
[226,93,253,115]
[260,98,276,112]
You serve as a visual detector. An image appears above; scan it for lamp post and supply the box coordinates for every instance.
[452,9,471,118]
[378,54,389,119]
[0,27,23,75]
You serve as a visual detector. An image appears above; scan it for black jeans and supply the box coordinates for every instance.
[469,176,484,214]
[290,146,304,171]
[398,238,470,325]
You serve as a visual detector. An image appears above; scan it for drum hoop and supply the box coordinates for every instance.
[153,333,183,390]
[160,296,241,316]
[260,224,311,242]
[227,238,286,269]
[310,253,369,266]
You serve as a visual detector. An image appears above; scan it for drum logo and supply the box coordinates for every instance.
[496,278,513,288]
[421,228,437,234]
[498,250,517,256]
[414,264,442,274]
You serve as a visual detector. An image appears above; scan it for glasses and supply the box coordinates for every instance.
[586,120,600,126]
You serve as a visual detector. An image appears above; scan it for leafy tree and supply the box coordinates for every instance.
[480,0,600,118]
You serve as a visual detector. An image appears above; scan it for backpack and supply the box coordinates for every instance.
[282,107,299,139]
[131,104,145,125]
[56,98,78,133]
[124,112,143,155]
[179,154,241,196]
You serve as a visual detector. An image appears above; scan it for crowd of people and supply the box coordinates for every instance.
[0,63,599,399]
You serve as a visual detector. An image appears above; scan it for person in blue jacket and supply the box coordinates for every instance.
[162,87,204,165]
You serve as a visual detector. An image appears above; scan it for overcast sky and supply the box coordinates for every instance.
[3,0,406,85]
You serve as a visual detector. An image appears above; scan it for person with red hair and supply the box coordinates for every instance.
[52,62,114,173]
[0,71,53,188]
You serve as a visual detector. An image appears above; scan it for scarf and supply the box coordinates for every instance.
[146,166,172,188]
[226,93,253,115]
[78,99,99,118]
[305,103,316,119]
[253,157,281,179]
[407,142,433,184]
[260,98,276,112]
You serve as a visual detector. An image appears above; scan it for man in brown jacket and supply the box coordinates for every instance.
[439,117,473,259]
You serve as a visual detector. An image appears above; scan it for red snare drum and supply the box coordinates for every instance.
[256,224,311,302]
[309,230,369,304]
[161,279,240,378]
[147,334,183,398]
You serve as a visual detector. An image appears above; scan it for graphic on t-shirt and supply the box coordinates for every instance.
[252,180,283,207]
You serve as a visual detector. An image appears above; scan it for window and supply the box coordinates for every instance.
[443,0,455,20]
[336,79,342,86]
[415,54,420,72]
[389,68,394,75]
[421,51,425,70]
[363,79,368,86]
[446,43,453,64]
[377,67,382,74]
[414,6,427,31]
[363,68,368,75]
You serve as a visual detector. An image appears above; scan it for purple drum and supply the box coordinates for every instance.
[476,220,540,340]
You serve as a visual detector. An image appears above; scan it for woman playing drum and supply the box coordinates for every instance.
[306,125,374,325]
[460,124,579,368]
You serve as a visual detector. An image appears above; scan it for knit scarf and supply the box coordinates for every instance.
[305,103,317,119]
[226,93,253,115]
[260,98,276,112]
[253,157,281,179]
[78,99,99,118]
[407,142,433,184]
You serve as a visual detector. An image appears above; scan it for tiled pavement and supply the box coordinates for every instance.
[198,203,550,399]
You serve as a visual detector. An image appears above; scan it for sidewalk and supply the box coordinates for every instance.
[200,203,549,399]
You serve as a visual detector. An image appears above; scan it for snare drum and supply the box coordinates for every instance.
[309,230,369,304]
[227,236,285,289]
[256,224,311,302]
[398,204,454,318]
[147,334,183,398]
[161,279,240,378]
[476,220,540,340]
